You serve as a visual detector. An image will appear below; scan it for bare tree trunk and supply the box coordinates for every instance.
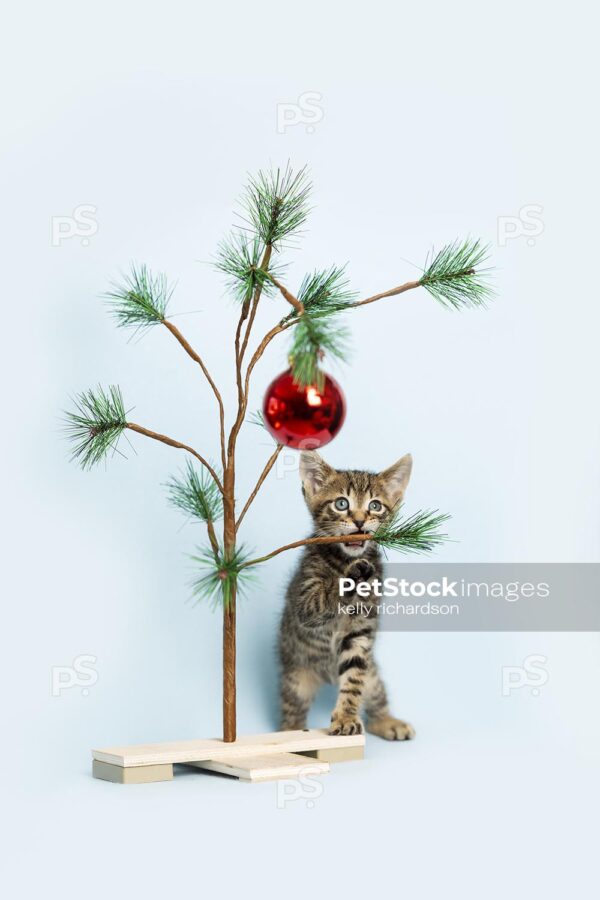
[222,469,236,742]
[222,584,236,742]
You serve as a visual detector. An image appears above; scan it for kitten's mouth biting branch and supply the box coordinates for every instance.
[239,533,376,569]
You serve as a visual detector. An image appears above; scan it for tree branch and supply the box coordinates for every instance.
[265,273,305,315]
[206,518,220,557]
[162,319,226,471]
[234,301,250,409]
[239,244,273,364]
[240,533,374,568]
[227,247,278,466]
[241,320,291,405]
[239,295,259,362]
[127,422,224,494]
[236,445,283,531]
[348,279,421,308]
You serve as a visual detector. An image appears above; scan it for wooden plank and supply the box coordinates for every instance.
[92,728,365,768]
[188,752,330,783]
[298,745,365,763]
[92,760,173,784]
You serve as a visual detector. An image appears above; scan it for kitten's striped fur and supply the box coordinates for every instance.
[278,450,415,740]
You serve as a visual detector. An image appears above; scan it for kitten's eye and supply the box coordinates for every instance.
[369,500,383,512]
[334,497,349,511]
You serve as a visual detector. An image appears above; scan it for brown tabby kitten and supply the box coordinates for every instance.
[278,450,415,740]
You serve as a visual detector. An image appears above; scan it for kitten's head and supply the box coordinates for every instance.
[299,451,412,557]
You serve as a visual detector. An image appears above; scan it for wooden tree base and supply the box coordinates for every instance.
[92,728,365,784]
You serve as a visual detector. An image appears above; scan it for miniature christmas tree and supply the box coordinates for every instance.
[65,165,493,742]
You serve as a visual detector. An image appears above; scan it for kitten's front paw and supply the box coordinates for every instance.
[367,716,416,741]
[346,558,375,583]
[329,714,364,736]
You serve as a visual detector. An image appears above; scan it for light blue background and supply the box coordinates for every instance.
[2,1,599,897]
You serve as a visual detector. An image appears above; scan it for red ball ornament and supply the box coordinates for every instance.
[263,369,346,449]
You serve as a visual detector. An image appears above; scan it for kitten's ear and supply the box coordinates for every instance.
[380,453,413,505]
[300,450,333,497]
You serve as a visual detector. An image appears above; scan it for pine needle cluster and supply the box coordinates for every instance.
[64,385,128,470]
[240,164,311,248]
[374,506,450,554]
[105,263,172,334]
[284,265,355,387]
[190,544,255,609]
[296,266,355,316]
[165,459,222,523]
[214,233,285,304]
[289,312,350,389]
[420,238,494,310]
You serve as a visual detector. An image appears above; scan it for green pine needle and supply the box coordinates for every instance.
[105,263,172,333]
[374,506,451,554]
[283,266,355,388]
[246,409,266,428]
[290,310,350,389]
[241,164,312,248]
[214,233,286,304]
[165,459,222,523]
[64,385,129,470]
[420,238,494,310]
[190,544,256,609]
[297,266,356,316]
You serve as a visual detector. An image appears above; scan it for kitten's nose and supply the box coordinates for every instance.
[353,518,366,530]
